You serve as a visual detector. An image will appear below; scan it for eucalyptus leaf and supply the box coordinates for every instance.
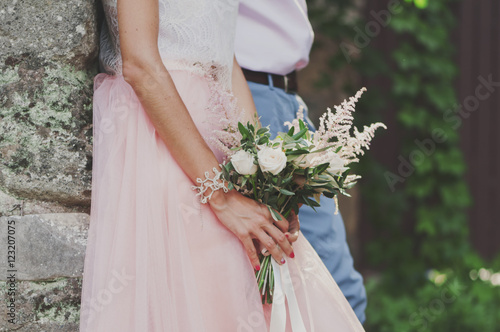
[314,163,330,175]
[285,149,309,156]
[267,205,282,221]
[299,119,306,130]
[256,127,268,136]
[279,188,295,196]
[238,122,250,138]
[292,127,308,140]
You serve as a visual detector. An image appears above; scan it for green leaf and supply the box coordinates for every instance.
[313,162,330,175]
[292,127,308,140]
[248,122,255,133]
[299,119,306,130]
[267,205,282,221]
[285,149,309,156]
[257,136,270,145]
[256,127,268,136]
[281,176,293,187]
[302,196,319,211]
[279,188,295,196]
[238,122,251,138]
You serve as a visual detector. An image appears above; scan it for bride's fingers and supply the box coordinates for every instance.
[241,235,261,270]
[254,241,271,257]
[285,230,299,243]
[264,224,294,258]
[286,211,300,243]
[254,229,285,264]
[273,217,289,234]
[263,205,289,233]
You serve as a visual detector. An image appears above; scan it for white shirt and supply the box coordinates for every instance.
[235,0,314,76]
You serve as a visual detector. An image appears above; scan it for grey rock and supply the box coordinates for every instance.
[0,0,99,69]
[0,213,90,281]
[0,62,95,206]
[0,189,90,218]
[0,278,81,331]
[0,0,99,207]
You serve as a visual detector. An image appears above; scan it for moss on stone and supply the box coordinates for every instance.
[0,277,82,327]
[1,64,94,133]
[0,67,18,86]
[0,62,95,203]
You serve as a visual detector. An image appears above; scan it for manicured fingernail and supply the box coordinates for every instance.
[255,265,261,271]
[280,258,286,264]
[285,233,289,238]
[290,252,295,258]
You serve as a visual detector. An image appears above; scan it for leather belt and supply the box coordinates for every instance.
[242,68,298,94]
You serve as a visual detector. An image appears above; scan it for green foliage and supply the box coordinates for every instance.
[308,0,500,329]
[367,0,471,278]
[366,255,500,331]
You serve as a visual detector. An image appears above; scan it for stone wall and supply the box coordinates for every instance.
[0,0,99,330]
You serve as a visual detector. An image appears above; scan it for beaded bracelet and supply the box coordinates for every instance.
[192,167,229,204]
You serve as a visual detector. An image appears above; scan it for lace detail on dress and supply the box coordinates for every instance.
[202,67,245,158]
[167,59,245,158]
[99,0,238,90]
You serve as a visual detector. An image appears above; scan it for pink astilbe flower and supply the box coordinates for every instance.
[284,106,305,133]
[311,87,386,166]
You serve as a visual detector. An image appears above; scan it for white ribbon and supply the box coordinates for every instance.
[269,259,307,332]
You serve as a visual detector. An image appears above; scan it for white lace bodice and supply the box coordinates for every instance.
[99,0,239,89]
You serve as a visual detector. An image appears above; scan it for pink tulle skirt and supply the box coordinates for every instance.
[79,69,364,332]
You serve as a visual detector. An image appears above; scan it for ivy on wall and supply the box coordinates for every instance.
[368,0,471,282]
[309,0,500,330]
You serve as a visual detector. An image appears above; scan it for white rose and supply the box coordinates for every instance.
[231,150,258,175]
[257,147,287,175]
[290,139,319,168]
[327,152,348,175]
[294,152,318,168]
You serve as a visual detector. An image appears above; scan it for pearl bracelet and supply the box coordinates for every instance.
[192,167,229,204]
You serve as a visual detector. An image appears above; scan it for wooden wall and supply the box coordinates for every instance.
[455,0,500,260]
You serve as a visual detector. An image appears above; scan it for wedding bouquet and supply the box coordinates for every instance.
[213,88,386,303]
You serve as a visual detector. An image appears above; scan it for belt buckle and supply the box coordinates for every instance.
[284,75,289,93]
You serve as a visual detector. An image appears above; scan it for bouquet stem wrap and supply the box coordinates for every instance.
[269,259,307,332]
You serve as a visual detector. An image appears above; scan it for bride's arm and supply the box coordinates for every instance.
[117,0,294,267]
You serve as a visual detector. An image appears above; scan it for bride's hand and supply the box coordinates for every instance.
[209,190,294,270]
[256,210,300,257]
[285,210,300,243]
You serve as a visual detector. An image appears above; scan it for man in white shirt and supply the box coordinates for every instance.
[235,0,367,324]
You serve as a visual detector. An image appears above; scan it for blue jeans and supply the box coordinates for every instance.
[248,79,367,324]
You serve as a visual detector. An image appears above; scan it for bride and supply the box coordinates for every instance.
[79,0,365,331]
